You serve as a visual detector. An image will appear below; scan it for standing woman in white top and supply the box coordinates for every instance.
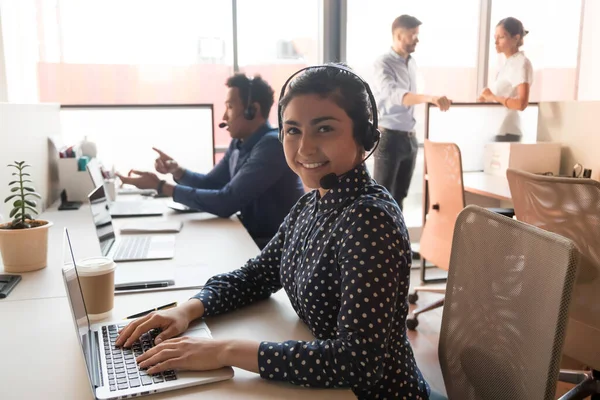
[479,17,533,142]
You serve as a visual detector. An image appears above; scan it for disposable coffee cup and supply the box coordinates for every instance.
[77,257,116,320]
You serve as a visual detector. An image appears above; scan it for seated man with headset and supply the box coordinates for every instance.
[117,74,305,249]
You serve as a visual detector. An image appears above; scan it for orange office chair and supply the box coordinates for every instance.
[407,140,513,330]
[507,168,600,399]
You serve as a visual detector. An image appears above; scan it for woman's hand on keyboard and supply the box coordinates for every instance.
[116,307,191,348]
[137,337,226,374]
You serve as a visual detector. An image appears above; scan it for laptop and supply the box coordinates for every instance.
[62,229,234,399]
[88,185,176,262]
[86,159,164,217]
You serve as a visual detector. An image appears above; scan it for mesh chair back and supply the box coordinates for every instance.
[420,140,466,270]
[507,168,600,370]
[439,205,579,400]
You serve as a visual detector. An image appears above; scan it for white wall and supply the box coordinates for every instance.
[0,103,61,222]
[537,101,600,181]
[0,6,8,102]
[578,0,600,100]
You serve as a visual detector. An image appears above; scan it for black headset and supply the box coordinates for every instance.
[277,64,381,151]
[243,77,257,120]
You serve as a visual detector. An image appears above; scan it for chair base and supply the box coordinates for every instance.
[406,298,445,330]
[558,369,600,400]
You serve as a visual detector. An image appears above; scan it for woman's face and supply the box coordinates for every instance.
[494,25,519,54]
[282,94,363,194]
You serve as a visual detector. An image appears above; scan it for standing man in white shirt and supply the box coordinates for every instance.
[372,14,451,210]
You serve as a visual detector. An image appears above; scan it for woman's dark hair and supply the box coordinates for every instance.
[279,64,372,146]
[497,17,528,47]
[226,74,274,119]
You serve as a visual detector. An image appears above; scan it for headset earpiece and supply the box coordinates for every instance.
[244,104,256,120]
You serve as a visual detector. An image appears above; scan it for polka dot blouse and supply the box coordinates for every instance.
[194,164,430,399]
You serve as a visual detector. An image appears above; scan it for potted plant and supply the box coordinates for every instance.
[0,161,53,272]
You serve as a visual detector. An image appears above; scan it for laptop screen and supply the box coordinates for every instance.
[62,228,95,392]
[86,159,105,189]
[88,184,116,256]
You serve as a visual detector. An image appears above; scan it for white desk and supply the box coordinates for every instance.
[1,202,258,302]
[462,171,512,202]
[0,199,353,399]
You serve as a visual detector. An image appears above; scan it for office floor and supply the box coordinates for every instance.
[406,268,580,399]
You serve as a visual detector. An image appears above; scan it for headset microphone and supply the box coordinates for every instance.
[218,122,227,128]
[316,140,380,190]
[319,173,339,190]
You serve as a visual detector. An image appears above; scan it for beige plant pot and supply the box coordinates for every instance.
[0,220,53,273]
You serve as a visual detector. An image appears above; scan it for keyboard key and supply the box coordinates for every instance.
[117,378,128,385]
[118,383,129,390]
[116,373,126,379]
[129,379,141,388]
[165,375,177,381]
[110,385,116,392]
[153,376,164,383]
[141,376,153,386]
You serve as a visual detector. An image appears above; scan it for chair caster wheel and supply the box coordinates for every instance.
[406,318,419,330]
[408,293,419,304]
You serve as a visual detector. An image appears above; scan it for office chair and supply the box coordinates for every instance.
[507,168,600,400]
[407,140,514,329]
[435,205,579,400]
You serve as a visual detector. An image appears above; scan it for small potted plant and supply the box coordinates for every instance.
[0,161,53,272]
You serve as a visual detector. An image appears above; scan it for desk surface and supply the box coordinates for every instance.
[462,171,512,202]
[0,198,353,399]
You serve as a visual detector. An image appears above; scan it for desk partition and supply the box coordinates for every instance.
[60,104,216,175]
[426,102,539,172]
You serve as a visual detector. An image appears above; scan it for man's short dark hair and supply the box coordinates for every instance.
[226,74,275,119]
[391,15,422,32]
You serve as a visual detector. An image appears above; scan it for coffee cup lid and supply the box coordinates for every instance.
[76,257,116,277]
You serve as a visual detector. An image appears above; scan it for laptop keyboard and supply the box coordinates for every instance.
[114,236,152,260]
[103,324,177,392]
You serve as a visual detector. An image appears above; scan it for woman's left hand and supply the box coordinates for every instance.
[480,87,495,101]
[137,336,226,374]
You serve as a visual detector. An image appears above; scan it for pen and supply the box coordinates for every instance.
[125,301,178,319]
[114,280,173,291]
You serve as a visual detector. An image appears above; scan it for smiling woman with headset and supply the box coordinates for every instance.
[116,64,430,400]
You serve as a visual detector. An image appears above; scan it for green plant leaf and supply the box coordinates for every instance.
[22,164,31,168]
[21,180,32,183]
[24,192,42,199]
[8,180,20,185]
[4,194,19,203]
[7,164,18,168]
[24,199,37,207]
[21,173,30,177]
[9,208,19,218]
[13,200,23,208]
[23,187,35,192]
[10,187,20,192]
[23,213,32,220]
[24,206,38,215]
[14,161,24,166]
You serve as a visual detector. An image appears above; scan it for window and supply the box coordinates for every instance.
[35,0,234,169]
[488,0,583,101]
[236,0,322,127]
[346,0,481,228]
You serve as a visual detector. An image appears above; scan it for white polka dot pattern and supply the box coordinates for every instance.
[195,164,430,399]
